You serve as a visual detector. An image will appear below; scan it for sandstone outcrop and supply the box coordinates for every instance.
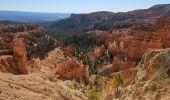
[13,38,29,74]
[112,56,121,72]
[0,72,86,100]
[0,38,29,74]
[126,25,163,61]
[119,48,170,100]
[63,45,75,57]
[55,58,83,82]
[135,48,170,82]
[33,48,66,76]
[104,18,170,75]
[33,48,89,84]
[126,18,170,62]
[0,55,16,74]
[93,45,105,59]
[108,40,118,56]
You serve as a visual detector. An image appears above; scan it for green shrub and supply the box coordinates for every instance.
[114,74,123,97]
[87,87,103,100]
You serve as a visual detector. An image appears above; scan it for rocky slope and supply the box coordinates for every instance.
[0,72,86,100]
[119,48,170,100]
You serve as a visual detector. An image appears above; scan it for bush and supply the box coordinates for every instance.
[114,74,123,98]
[87,86,103,100]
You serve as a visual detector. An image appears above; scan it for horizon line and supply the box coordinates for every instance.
[0,3,169,14]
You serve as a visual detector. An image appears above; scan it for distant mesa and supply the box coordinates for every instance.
[51,4,170,32]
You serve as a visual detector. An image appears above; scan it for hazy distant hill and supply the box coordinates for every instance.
[51,4,170,31]
[0,11,70,22]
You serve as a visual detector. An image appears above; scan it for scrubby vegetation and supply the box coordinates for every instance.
[87,86,103,100]
[86,74,124,99]
[29,38,54,59]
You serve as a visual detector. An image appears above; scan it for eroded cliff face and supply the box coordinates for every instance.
[126,18,170,62]
[108,18,170,67]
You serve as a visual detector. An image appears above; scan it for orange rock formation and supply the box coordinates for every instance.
[13,38,29,74]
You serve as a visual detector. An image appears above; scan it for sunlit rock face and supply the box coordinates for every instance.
[55,58,83,82]
[127,29,163,61]
[104,18,170,63]
[63,45,75,57]
[33,48,89,84]
[0,38,29,74]
[157,18,170,48]
[0,55,16,73]
[93,45,106,59]
[13,38,29,74]
[126,18,170,62]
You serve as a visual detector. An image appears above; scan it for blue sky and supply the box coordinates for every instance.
[0,0,170,13]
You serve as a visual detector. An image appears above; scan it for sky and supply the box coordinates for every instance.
[0,0,170,13]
